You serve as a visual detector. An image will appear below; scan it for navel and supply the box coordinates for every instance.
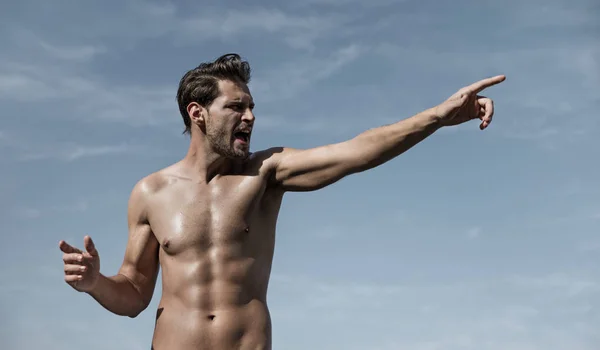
[244,226,250,233]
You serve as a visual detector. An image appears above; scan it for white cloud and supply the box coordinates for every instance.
[9,29,107,62]
[39,41,106,62]
[0,57,177,126]
[4,1,352,51]
[178,8,348,51]
[374,37,599,149]
[1,127,159,165]
[577,240,600,252]
[0,45,365,133]
[509,0,600,29]
[20,143,142,162]
[273,272,600,312]
[0,4,364,129]
[466,227,481,239]
[15,207,42,219]
[507,273,600,298]
[0,130,149,162]
[296,0,403,6]
[270,271,599,349]
[14,199,89,220]
[252,44,364,102]
[310,225,343,239]
[53,200,89,213]
[576,47,600,87]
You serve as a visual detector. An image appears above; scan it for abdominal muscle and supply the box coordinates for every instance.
[151,248,272,350]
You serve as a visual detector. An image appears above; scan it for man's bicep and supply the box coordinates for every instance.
[117,180,160,303]
[269,142,358,192]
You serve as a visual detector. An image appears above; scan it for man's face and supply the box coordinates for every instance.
[205,79,255,159]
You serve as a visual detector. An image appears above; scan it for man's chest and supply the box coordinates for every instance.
[147,174,276,253]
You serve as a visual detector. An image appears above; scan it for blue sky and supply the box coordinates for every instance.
[1,0,599,349]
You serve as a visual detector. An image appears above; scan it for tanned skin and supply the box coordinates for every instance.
[59,75,505,349]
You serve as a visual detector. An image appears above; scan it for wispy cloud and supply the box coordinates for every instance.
[20,143,142,162]
[252,44,364,102]
[466,227,481,239]
[0,58,176,126]
[273,271,600,312]
[375,37,599,149]
[179,8,348,51]
[4,1,352,51]
[0,130,150,162]
[9,29,107,62]
[13,199,89,220]
[270,271,599,349]
[0,3,363,129]
[295,0,402,6]
[507,273,600,298]
[508,0,600,29]
[577,240,600,253]
[257,114,338,134]
[309,225,343,240]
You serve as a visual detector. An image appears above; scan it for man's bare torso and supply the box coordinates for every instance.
[146,154,282,350]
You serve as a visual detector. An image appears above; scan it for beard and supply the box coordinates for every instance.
[205,115,249,159]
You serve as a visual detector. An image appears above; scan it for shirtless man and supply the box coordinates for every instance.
[58,53,505,349]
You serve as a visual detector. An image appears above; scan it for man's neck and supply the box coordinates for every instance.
[182,134,231,183]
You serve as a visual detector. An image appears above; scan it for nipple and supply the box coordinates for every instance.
[162,239,170,249]
[244,226,250,233]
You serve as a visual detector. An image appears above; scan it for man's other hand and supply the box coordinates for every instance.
[59,236,100,292]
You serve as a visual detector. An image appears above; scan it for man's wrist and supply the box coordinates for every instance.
[420,107,444,130]
[84,273,105,295]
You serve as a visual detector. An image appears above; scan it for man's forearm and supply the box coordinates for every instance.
[87,273,147,318]
[349,108,441,172]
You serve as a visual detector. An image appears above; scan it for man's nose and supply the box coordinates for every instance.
[242,109,255,124]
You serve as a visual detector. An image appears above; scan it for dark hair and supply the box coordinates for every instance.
[176,53,252,135]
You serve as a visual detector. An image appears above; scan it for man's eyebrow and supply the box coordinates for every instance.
[227,98,254,107]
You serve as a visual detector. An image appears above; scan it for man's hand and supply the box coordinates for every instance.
[59,235,100,292]
[435,75,506,130]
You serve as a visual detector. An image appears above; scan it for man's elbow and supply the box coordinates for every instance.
[127,309,143,318]
[126,299,149,318]
[124,289,152,318]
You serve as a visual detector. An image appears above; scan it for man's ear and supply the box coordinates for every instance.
[187,102,206,129]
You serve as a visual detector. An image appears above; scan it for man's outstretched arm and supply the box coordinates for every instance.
[268,75,505,192]
[59,178,160,318]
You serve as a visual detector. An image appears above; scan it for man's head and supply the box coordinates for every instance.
[177,53,255,159]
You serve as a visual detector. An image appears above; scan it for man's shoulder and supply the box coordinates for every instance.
[127,167,178,219]
[245,147,302,193]
[246,146,297,171]
[131,166,176,198]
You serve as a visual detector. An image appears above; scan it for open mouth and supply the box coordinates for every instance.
[234,131,250,143]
